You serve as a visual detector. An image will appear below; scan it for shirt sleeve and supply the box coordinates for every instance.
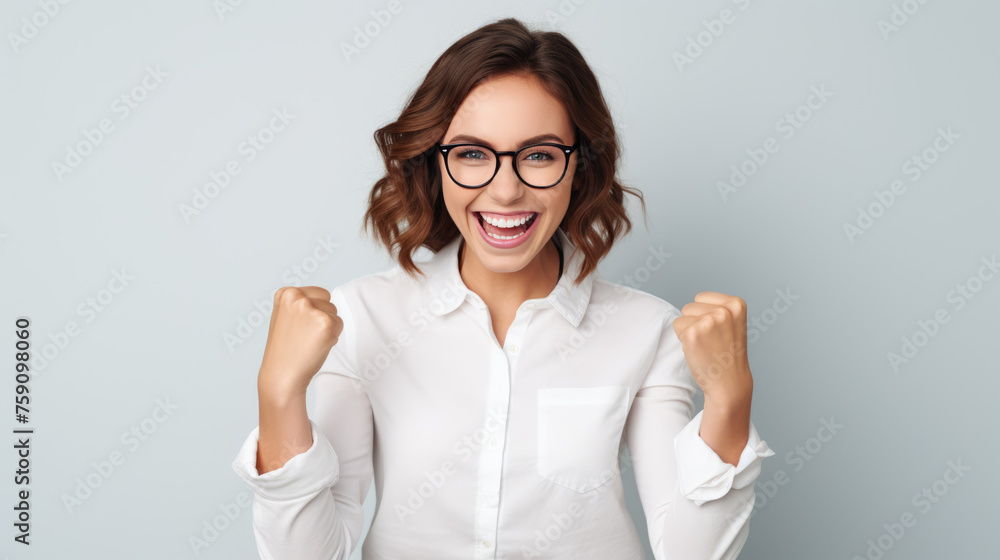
[230,286,374,559]
[626,310,775,560]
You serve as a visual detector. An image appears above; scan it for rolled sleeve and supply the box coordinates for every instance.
[231,418,341,502]
[673,410,775,506]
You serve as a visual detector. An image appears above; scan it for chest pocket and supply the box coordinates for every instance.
[536,386,630,493]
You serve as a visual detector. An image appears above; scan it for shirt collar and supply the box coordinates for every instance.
[418,227,595,327]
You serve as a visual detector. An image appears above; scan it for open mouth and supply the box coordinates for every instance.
[474,211,538,239]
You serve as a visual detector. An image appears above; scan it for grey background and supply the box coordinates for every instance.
[1,0,997,558]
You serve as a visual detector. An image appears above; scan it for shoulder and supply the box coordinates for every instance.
[589,276,683,326]
[327,261,438,318]
[328,264,414,304]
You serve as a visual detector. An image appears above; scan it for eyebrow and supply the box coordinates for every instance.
[444,133,569,149]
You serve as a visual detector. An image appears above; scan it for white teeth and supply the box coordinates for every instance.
[480,213,533,228]
[486,230,527,240]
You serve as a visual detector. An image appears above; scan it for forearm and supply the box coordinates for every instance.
[698,366,753,467]
[256,374,312,475]
[699,392,751,467]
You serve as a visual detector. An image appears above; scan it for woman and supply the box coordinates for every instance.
[232,17,774,560]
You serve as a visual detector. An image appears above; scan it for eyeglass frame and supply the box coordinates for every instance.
[435,141,580,189]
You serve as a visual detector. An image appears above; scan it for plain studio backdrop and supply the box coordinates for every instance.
[1,1,997,558]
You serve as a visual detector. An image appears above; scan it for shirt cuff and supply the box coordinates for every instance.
[673,410,776,506]
[231,418,341,502]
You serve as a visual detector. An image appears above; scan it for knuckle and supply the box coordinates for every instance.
[730,296,747,316]
[277,286,303,306]
[314,310,335,332]
[292,295,313,311]
[711,307,730,322]
[688,320,709,338]
[273,286,288,303]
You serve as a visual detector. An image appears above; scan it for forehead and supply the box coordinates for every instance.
[445,73,574,145]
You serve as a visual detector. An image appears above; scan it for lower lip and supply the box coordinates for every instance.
[473,212,539,249]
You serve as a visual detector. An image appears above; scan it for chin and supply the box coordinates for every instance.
[464,229,550,273]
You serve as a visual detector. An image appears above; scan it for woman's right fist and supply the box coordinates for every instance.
[257,286,344,399]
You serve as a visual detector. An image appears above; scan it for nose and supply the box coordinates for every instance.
[484,154,527,205]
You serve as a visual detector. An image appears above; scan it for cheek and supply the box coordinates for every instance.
[549,185,574,213]
[441,186,476,226]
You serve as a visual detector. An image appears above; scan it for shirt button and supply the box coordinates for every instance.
[482,540,492,548]
[509,344,519,353]
[490,438,499,447]
[526,302,535,309]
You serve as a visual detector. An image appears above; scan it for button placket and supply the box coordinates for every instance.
[473,345,509,559]
[504,305,534,358]
[472,302,534,558]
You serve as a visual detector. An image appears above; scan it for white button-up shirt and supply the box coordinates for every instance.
[232,227,775,559]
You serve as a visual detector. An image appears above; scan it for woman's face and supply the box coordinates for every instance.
[439,72,577,275]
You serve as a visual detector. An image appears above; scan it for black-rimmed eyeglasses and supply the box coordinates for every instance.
[436,142,579,189]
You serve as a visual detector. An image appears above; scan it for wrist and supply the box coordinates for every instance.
[703,390,752,415]
[257,371,309,407]
[699,394,752,466]
[702,372,753,411]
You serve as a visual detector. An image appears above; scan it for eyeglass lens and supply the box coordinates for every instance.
[447,145,567,188]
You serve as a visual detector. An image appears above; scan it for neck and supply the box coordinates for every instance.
[459,236,562,307]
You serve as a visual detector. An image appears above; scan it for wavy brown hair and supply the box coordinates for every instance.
[362,17,647,286]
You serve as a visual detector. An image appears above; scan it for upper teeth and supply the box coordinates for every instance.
[482,213,532,228]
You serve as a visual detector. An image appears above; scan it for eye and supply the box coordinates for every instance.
[456,147,487,160]
[524,150,554,161]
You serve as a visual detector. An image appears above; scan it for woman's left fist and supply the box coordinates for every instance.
[672,291,753,404]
